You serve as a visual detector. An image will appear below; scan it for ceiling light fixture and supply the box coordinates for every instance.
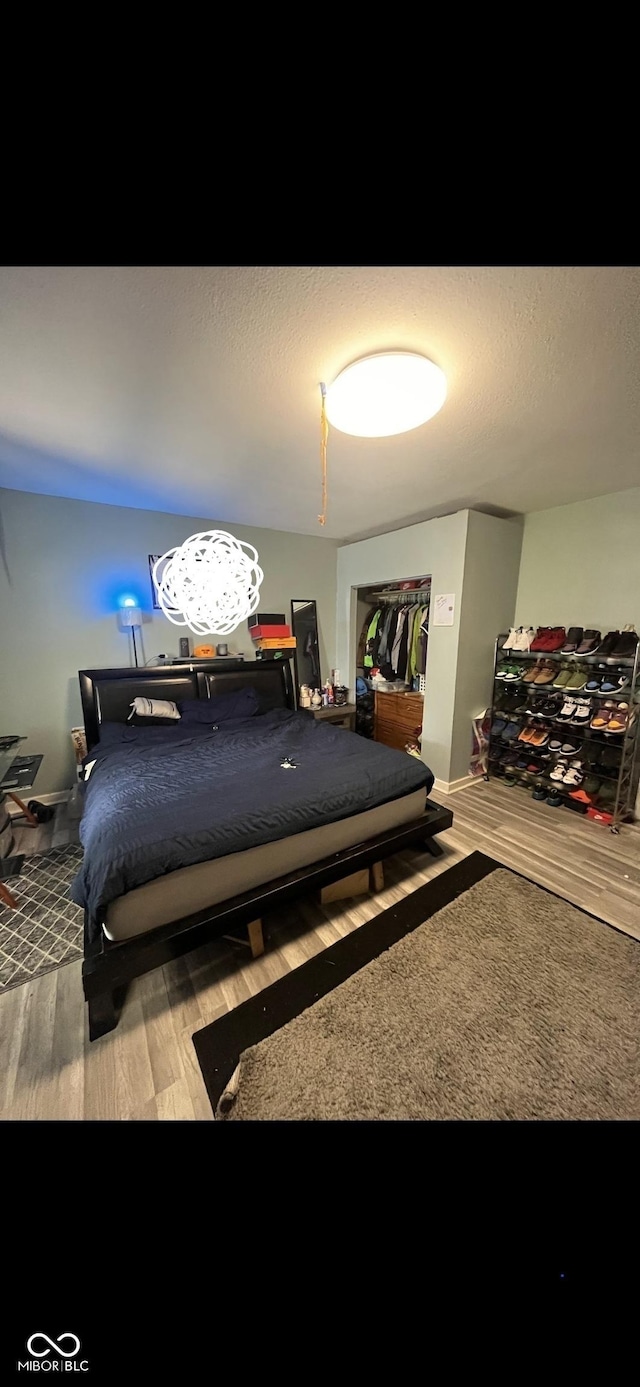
[326,352,447,438]
[317,351,446,524]
[152,531,263,637]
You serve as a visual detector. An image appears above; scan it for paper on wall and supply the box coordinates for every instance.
[433,593,455,626]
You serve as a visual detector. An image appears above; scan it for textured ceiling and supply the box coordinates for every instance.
[1,265,639,542]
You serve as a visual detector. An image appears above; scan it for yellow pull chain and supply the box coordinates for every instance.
[318,382,328,526]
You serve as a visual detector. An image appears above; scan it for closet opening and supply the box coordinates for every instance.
[353,576,431,753]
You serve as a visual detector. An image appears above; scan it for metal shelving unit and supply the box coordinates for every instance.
[485,635,640,833]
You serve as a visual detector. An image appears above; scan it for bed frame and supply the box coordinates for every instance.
[78,660,453,1039]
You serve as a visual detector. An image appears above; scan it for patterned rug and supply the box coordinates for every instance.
[0,844,84,992]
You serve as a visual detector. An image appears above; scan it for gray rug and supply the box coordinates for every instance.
[219,869,640,1120]
[0,844,84,992]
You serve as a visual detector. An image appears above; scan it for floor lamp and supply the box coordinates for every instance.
[119,602,142,667]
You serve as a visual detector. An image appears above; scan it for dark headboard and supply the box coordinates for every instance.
[204,661,294,714]
[78,659,295,751]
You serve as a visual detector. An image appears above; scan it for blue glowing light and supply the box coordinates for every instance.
[118,595,140,609]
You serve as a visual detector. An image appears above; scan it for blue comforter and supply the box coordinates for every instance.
[72,709,433,940]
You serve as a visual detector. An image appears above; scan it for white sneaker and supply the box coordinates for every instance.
[513,626,534,651]
[503,626,519,651]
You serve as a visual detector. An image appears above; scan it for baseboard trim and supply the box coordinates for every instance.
[7,789,70,817]
[433,774,479,795]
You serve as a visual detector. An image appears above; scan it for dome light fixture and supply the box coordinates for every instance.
[324,351,447,438]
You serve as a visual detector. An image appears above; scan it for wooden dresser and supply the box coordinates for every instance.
[374,691,424,752]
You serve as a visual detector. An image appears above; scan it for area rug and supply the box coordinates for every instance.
[0,844,84,992]
[192,853,640,1120]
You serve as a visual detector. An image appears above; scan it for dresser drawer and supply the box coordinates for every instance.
[375,725,412,752]
[374,690,423,751]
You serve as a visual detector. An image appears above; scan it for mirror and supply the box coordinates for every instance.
[291,600,321,698]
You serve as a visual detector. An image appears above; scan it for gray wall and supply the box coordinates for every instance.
[337,511,470,785]
[515,487,640,633]
[452,511,523,778]
[0,489,337,794]
[337,509,523,787]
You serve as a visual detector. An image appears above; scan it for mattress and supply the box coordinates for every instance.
[104,786,427,940]
[72,707,434,944]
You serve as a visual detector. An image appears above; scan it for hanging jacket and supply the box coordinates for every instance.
[376,604,396,665]
[417,608,429,675]
[408,605,426,681]
[391,608,409,673]
[357,607,377,668]
[364,608,383,667]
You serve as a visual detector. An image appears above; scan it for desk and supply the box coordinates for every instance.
[1,751,44,827]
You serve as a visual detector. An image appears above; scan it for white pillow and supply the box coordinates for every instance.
[127,697,181,721]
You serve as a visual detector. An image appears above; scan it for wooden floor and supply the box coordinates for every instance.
[1,782,638,1121]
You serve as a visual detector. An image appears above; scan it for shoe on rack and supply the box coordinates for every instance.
[570,699,593,727]
[529,726,551,747]
[590,701,616,729]
[495,663,512,680]
[599,669,625,693]
[565,666,588,690]
[530,627,551,652]
[502,627,520,652]
[576,629,602,655]
[522,660,547,683]
[544,627,567,652]
[552,667,574,689]
[534,660,560,685]
[558,739,582,757]
[609,629,639,661]
[584,666,606,693]
[578,775,602,802]
[557,699,577,722]
[561,626,583,654]
[511,626,535,651]
[562,762,585,787]
[550,761,566,782]
[596,631,620,660]
[502,664,525,682]
[541,695,563,717]
[607,703,631,734]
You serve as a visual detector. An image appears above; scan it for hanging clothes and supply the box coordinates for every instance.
[391,607,409,673]
[408,603,429,681]
[364,608,383,667]
[417,607,429,676]
[357,606,378,668]
[376,604,397,666]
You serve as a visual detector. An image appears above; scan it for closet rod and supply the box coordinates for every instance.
[367,590,431,603]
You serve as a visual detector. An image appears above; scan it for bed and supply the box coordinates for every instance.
[76,659,453,1038]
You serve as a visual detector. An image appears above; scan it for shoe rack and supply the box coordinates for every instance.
[485,632,640,833]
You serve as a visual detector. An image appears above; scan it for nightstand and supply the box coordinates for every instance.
[306,704,357,732]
